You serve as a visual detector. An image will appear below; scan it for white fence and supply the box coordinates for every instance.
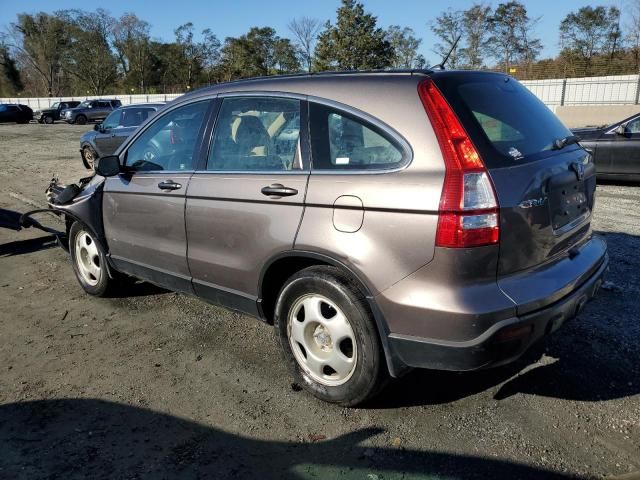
[0,93,184,110]
[3,73,640,110]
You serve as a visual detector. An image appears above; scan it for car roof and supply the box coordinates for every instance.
[119,103,165,109]
[181,69,507,98]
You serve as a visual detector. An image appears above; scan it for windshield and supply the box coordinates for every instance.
[50,102,59,109]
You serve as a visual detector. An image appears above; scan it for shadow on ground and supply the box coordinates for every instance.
[0,235,58,257]
[0,398,583,480]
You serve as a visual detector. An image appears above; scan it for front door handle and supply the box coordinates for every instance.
[261,184,298,197]
[158,180,182,191]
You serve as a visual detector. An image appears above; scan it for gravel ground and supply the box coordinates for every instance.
[0,123,638,480]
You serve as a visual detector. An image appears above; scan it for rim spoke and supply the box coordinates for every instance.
[301,296,323,323]
[303,350,325,379]
[326,311,353,344]
[289,316,306,345]
[327,348,354,378]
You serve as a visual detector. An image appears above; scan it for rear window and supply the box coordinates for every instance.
[434,74,572,166]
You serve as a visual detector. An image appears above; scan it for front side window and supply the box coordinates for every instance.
[125,101,209,172]
[207,97,300,171]
[102,109,122,129]
[309,103,404,170]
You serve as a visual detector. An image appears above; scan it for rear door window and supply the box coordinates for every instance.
[309,103,404,170]
[434,74,573,166]
[207,97,301,171]
[121,108,155,127]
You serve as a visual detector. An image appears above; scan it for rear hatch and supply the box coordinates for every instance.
[432,72,596,277]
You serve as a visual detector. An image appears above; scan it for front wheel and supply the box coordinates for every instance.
[82,146,97,170]
[274,266,388,406]
[69,222,114,296]
[44,115,54,124]
[75,115,87,125]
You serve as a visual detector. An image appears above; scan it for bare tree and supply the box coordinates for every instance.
[626,0,640,71]
[461,3,492,69]
[288,16,321,71]
[431,9,464,68]
[112,13,151,92]
[386,25,425,68]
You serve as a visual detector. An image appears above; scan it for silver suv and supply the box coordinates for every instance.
[46,71,608,406]
[62,99,122,125]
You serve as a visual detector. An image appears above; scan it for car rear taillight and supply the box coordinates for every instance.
[418,79,499,248]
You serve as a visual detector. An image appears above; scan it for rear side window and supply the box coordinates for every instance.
[121,107,154,127]
[309,103,404,170]
[434,75,572,166]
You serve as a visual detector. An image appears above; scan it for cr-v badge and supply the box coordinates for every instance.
[519,197,546,208]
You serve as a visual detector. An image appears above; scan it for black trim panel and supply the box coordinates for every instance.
[110,255,194,295]
[192,279,260,318]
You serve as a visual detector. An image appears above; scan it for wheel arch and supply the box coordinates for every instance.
[258,251,408,378]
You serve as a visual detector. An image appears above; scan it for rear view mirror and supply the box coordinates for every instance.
[95,155,120,177]
[94,123,101,131]
[615,125,627,135]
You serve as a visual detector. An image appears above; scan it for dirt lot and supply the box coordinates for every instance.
[0,123,639,479]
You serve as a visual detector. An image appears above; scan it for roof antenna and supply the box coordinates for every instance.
[430,35,461,70]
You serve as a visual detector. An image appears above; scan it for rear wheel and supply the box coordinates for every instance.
[274,266,388,406]
[69,222,114,297]
[82,146,97,170]
[75,115,87,125]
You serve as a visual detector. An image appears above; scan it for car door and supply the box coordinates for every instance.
[0,105,9,122]
[93,109,122,156]
[185,95,308,315]
[102,99,213,293]
[610,117,640,175]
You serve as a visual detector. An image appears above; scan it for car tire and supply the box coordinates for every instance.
[274,265,388,406]
[75,115,87,125]
[44,115,54,124]
[68,222,115,297]
[82,146,98,170]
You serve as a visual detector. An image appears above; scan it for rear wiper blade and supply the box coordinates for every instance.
[552,135,580,150]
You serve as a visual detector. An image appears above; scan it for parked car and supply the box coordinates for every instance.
[80,103,165,170]
[61,99,122,125]
[0,103,33,123]
[573,114,640,181]
[43,71,608,406]
[34,101,81,124]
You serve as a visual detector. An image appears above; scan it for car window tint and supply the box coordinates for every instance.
[121,108,154,128]
[207,97,300,171]
[626,118,640,133]
[7,106,19,112]
[103,110,122,129]
[125,101,209,172]
[309,103,403,170]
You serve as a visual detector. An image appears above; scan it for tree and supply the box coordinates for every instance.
[490,1,541,73]
[431,9,464,68]
[112,13,152,92]
[221,27,299,80]
[460,3,492,69]
[5,12,70,96]
[0,43,22,96]
[174,23,220,89]
[288,17,321,72]
[314,0,393,71]
[386,26,425,69]
[58,9,118,95]
[626,1,640,71]
[559,6,621,75]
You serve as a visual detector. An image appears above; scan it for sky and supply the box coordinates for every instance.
[0,0,626,62]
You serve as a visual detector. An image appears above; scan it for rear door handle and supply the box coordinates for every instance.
[158,180,182,191]
[261,184,298,197]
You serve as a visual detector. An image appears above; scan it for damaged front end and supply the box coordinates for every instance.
[6,174,106,252]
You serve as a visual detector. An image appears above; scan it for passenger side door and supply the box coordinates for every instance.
[186,96,308,314]
[103,99,213,293]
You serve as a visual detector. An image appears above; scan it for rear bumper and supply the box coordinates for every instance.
[377,236,608,374]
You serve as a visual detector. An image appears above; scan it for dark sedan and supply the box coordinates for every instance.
[0,104,33,124]
[573,113,640,181]
[80,103,164,169]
